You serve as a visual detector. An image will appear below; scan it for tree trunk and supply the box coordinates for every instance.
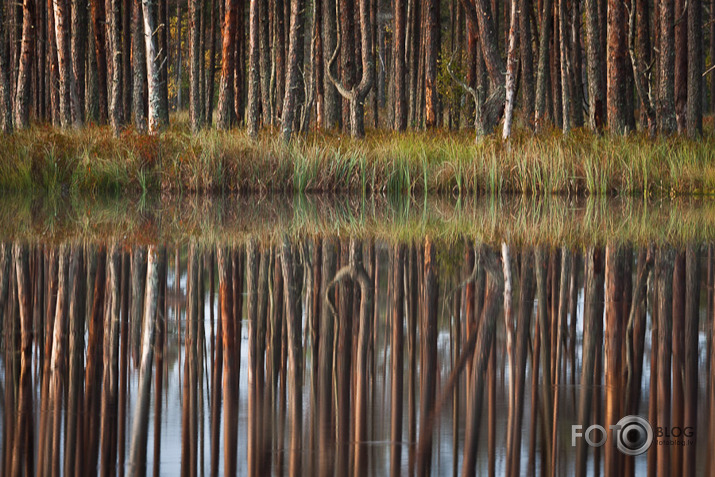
[247,0,260,135]
[686,0,702,136]
[143,0,165,133]
[158,0,169,124]
[322,0,339,128]
[127,246,161,477]
[190,0,202,131]
[658,0,676,133]
[655,247,675,477]
[14,0,34,128]
[90,0,109,123]
[217,0,237,128]
[535,0,553,131]
[280,0,306,141]
[122,0,131,121]
[132,0,147,132]
[71,0,87,124]
[519,0,534,128]
[425,0,440,127]
[502,0,519,138]
[559,0,572,132]
[393,0,406,130]
[107,0,123,135]
[607,0,628,133]
[674,0,687,132]
[53,0,73,127]
[205,0,218,124]
[0,0,13,132]
[585,0,604,130]
[259,0,271,125]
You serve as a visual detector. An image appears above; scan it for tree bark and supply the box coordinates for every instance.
[53,0,75,127]
[425,0,440,127]
[0,0,13,132]
[90,0,109,123]
[394,0,406,130]
[322,0,339,128]
[132,0,147,132]
[585,0,605,130]
[217,0,237,128]
[607,0,628,133]
[143,0,166,133]
[122,0,131,121]
[259,0,271,125]
[14,0,35,128]
[674,0,687,132]
[535,0,554,131]
[247,0,261,135]
[205,0,218,124]
[686,0,703,136]
[503,0,520,138]
[71,0,87,124]
[190,0,202,131]
[658,0,676,133]
[107,0,123,135]
[519,0,534,128]
[280,0,306,141]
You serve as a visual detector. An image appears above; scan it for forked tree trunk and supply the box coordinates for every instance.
[326,0,374,137]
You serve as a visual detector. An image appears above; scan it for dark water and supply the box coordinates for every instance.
[0,197,714,476]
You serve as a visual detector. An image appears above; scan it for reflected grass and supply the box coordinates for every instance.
[1,192,714,246]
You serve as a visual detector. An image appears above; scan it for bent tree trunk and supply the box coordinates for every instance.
[326,0,374,138]
[460,0,506,136]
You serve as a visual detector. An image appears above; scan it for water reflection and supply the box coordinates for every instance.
[0,238,713,476]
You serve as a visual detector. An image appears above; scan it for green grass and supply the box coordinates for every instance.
[1,119,714,196]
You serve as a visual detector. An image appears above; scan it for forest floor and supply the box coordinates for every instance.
[1,116,714,196]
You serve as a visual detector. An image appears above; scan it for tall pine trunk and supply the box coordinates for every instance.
[394,0,406,130]
[657,0,676,133]
[585,0,604,130]
[0,0,13,132]
[606,0,628,133]
[247,0,260,136]
[190,0,202,131]
[132,0,147,131]
[90,0,109,123]
[217,0,237,128]
[424,0,440,127]
[280,0,306,140]
[686,0,702,136]
[14,0,34,128]
[71,0,87,124]
[143,0,166,133]
[107,0,123,135]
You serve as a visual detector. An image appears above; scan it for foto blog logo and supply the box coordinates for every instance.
[571,415,654,456]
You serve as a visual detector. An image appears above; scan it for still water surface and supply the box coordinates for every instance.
[0,195,713,476]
